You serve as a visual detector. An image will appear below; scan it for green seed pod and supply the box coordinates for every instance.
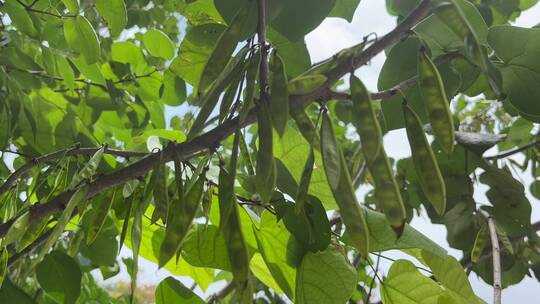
[288,75,327,95]
[158,169,205,268]
[418,50,455,154]
[189,46,250,138]
[219,132,251,299]
[198,6,248,92]
[471,224,488,263]
[270,50,289,137]
[350,74,382,163]
[320,111,369,256]
[255,102,277,204]
[290,104,320,148]
[366,151,406,233]
[0,249,7,287]
[403,103,446,216]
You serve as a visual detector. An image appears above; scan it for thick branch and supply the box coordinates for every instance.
[0,0,432,238]
[480,210,502,304]
[0,146,148,196]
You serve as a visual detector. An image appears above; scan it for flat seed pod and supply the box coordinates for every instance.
[269,51,289,137]
[350,74,382,163]
[255,102,277,204]
[0,249,7,287]
[189,46,250,138]
[290,105,320,148]
[295,148,314,214]
[198,6,249,93]
[320,111,369,256]
[471,223,488,263]
[288,75,327,95]
[158,169,205,268]
[218,133,251,298]
[418,50,455,154]
[403,103,446,216]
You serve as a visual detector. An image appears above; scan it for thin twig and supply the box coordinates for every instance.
[366,254,381,303]
[16,0,76,18]
[207,281,235,303]
[0,146,148,196]
[480,210,502,304]
[485,139,540,160]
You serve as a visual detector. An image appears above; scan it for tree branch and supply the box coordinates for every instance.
[0,146,148,196]
[484,139,540,160]
[0,0,433,238]
[208,281,235,303]
[480,210,502,304]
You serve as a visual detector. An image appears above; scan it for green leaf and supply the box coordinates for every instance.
[161,70,187,106]
[36,251,82,304]
[254,211,304,299]
[364,209,447,256]
[272,0,337,42]
[4,1,38,37]
[488,25,540,116]
[143,29,175,60]
[296,247,357,304]
[329,0,361,22]
[96,0,127,37]
[3,211,30,247]
[380,259,443,304]
[422,251,482,303]
[70,146,104,188]
[274,196,331,253]
[268,28,311,78]
[0,279,35,303]
[274,127,336,209]
[86,191,116,245]
[249,253,284,294]
[55,55,75,92]
[80,210,119,266]
[36,186,89,262]
[155,277,205,304]
[170,23,226,87]
[64,16,101,64]
[61,0,79,14]
[181,224,231,271]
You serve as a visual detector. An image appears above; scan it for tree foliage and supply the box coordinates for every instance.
[1,0,540,303]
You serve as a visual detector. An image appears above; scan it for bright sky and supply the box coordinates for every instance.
[106,1,540,302]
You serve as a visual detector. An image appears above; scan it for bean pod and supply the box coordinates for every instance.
[367,149,407,234]
[403,103,446,216]
[158,169,205,267]
[320,111,369,256]
[418,50,455,154]
[350,74,382,163]
[270,50,289,137]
